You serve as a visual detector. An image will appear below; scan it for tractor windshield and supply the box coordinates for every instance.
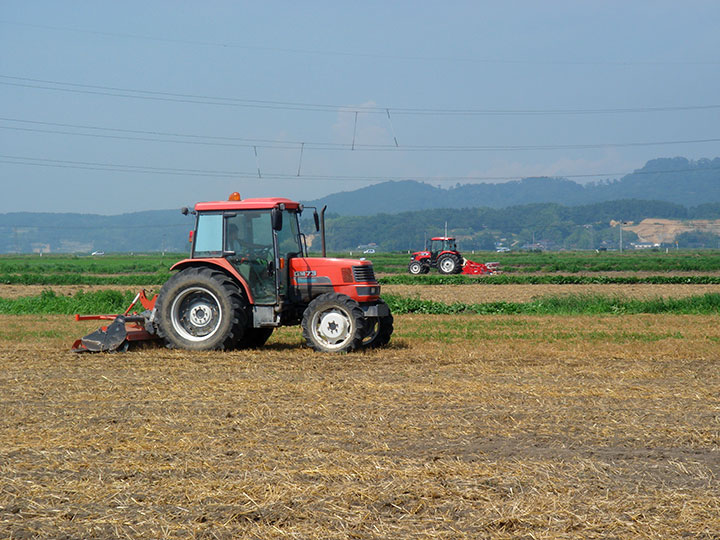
[431,238,457,253]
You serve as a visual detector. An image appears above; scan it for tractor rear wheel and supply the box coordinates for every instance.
[301,293,366,353]
[437,253,462,274]
[361,300,394,349]
[155,267,248,350]
[408,260,424,275]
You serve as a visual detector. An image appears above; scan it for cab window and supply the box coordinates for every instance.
[193,214,223,257]
[276,210,303,257]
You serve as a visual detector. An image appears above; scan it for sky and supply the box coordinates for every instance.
[1,1,720,214]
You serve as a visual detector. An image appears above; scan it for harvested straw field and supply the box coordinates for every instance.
[1,311,718,539]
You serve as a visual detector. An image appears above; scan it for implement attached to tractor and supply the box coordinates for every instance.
[72,290,158,352]
[407,236,501,276]
[73,193,393,354]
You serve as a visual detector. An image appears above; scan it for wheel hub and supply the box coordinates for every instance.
[317,312,348,341]
[189,303,212,327]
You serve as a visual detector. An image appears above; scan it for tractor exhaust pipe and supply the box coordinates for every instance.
[320,205,327,257]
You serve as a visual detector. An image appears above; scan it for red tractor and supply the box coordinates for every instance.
[408,236,500,276]
[73,193,393,354]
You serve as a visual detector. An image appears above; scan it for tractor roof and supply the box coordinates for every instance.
[195,197,301,212]
[430,236,456,241]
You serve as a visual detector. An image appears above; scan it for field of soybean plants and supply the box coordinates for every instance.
[1,251,719,539]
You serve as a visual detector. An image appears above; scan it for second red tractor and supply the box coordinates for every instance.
[408,236,499,275]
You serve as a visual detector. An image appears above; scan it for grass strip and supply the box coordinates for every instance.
[384,293,720,315]
[0,290,139,315]
[6,273,720,286]
[2,290,720,316]
[0,273,171,285]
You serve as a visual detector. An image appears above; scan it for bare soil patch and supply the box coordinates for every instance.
[383,283,720,303]
[1,314,718,539]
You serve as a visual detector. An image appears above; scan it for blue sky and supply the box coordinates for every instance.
[1,1,719,214]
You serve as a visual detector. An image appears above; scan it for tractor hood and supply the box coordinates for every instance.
[289,257,376,282]
[289,257,380,303]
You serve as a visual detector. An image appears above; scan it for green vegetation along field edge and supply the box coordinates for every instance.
[6,250,720,275]
[4,272,720,286]
[3,289,720,316]
[0,273,172,285]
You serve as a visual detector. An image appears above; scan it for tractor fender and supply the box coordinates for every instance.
[169,258,255,304]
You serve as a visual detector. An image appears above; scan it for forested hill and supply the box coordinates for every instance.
[321,199,720,252]
[4,198,720,253]
[3,157,720,253]
[0,209,192,254]
[303,157,720,215]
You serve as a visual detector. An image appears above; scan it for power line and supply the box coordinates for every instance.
[3,19,719,66]
[3,75,720,116]
[2,118,720,152]
[2,153,719,183]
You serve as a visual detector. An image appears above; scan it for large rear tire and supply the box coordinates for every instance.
[155,267,248,350]
[361,300,394,349]
[301,293,366,353]
[437,253,462,274]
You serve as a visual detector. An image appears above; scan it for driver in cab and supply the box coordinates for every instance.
[226,221,275,302]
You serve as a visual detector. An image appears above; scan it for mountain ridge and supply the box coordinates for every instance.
[3,157,720,252]
[302,157,720,215]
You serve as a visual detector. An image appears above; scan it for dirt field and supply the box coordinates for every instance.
[383,283,720,303]
[1,313,718,539]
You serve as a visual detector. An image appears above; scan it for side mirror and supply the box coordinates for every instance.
[313,210,320,232]
[271,208,283,231]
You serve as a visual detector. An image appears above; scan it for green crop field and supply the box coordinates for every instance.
[4,251,720,288]
[356,249,720,274]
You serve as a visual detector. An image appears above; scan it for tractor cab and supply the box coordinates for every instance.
[429,236,458,263]
[188,195,304,307]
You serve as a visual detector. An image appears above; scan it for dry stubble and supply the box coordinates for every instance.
[0,313,718,539]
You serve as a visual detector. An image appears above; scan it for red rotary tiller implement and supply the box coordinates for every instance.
[72,290,159,352]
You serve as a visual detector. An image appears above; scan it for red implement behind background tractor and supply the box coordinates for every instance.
[408,237,500,275]
[73,193,393,354]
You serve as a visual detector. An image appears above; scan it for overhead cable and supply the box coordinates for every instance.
[2,75,720,116]
[2,19,719,66]
[2,119,719,152]
[2,153,719,183]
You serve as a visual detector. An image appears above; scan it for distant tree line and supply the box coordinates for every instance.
[4,198,720,254]
[321,199,720,252]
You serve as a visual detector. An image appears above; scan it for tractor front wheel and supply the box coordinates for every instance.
[301,293,366,353]
[408,260,424,275]
[155,267,248,350]
[437,254,462,274]
[361,300,394,349]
